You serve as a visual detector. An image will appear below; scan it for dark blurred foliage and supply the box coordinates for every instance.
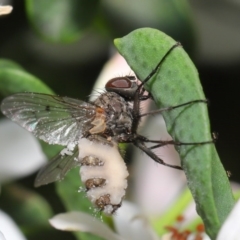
[0,1,108,99]
[0,0,240,239]
[189,0,240,183]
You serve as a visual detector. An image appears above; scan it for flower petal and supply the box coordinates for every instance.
[49,211,124,240]
[0,119,47,183]
[0,232,6,240]
[113,201,159,240]
[217,199,240,240]
[0,5,12,16]
[0,210,26,240]
[161,233,172,240]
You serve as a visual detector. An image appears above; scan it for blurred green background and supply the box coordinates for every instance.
[0,0,240,239]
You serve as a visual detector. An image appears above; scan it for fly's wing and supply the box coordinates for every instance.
[34,147,80,187]
[1,93,96,145]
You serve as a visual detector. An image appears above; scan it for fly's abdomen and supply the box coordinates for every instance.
[78,138,128,215]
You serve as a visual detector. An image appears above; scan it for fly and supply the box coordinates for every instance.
[0,42,214,214]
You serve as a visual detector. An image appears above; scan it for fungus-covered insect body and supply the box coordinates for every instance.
[78,138,128,215]
[1,41,209,216]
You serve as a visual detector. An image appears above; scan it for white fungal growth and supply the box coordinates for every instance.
[78,138,129,215]
[67,142,76,151]
[60,142,76,156]
[60,148,73,156]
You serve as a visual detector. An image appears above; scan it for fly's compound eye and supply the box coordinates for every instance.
[105,76,138,100]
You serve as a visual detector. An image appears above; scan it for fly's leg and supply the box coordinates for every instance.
[134,140,182,170]
[131,42,182,133]
[137,133,217,149]
[139,92,152,101]
[137,42,182,91]
[139,99,208,117]
[135,98,215,150]
[134,133,216,170]
[147,139,216,150]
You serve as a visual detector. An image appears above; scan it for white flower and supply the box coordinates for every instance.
[0,210,26,240]
[49,211,124,240]
[112,201,159,240]
[49,198,240,240]
[217,199,240,240]
[0,232,5,240]
[49,199,214,240]
[0,119,47,239]
[49,201,159,240]
[0,5,12,16]
[0,119,47,183]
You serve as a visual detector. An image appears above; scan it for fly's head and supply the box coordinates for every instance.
[105,76,138,101]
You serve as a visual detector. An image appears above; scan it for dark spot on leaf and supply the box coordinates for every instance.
[188,133,195,142]
[170,87,176,95]
[184,114,190,122]
[163,83,169,91]
[171,56,177,61]
[142,61,147,68]
[178,129,183,138]
[167,69,172,76]
[181,87,186,93]
[178,96,183,103]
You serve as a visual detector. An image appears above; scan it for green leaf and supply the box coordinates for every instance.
[0,67,53,96]
[0,59,24,70]
[114,28,235,239]
[0,183,53,232]
[25,0,100,43]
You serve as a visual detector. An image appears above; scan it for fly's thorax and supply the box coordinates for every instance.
[78,137,128,215]
[89,107,106,135]
[93,92,133,140]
